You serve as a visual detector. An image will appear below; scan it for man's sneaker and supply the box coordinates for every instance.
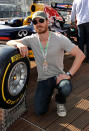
[57,104,67,117]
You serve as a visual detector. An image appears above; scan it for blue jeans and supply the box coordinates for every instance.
[34,77,72,115]
[78,22,89,60]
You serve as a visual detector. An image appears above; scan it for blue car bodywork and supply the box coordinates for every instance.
[0,19,35,40]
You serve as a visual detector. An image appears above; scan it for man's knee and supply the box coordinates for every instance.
[58,79,72,96]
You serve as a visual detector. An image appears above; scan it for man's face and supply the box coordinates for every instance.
[32,17,48,34]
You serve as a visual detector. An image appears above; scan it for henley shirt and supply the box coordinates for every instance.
[20,32,75,81]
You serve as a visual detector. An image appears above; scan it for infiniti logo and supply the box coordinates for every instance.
[18,30,28,37]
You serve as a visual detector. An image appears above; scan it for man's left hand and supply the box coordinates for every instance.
[56,74,71,84]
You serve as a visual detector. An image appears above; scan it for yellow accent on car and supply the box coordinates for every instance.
[2,63,11,102]
[28,50,34,58]
[11,54,23,63]
[23,16,32,25]
[5,94,23,105]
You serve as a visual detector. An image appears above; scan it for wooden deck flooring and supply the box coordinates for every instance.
[7,55,89,131]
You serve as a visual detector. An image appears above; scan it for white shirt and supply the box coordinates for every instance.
[71,0,89,25]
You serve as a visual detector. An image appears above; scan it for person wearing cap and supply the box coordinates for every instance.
[71,0,89,62]
[7,11,85,117]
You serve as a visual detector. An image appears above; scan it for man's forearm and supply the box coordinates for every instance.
[6,40,22,47]
[69,49,85,76]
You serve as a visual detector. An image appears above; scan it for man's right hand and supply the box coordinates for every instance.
[7,40,28,57]
[17,43,28,57]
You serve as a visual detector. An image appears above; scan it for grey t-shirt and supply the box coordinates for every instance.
[20,32,75,81]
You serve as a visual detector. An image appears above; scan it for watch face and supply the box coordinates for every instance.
[67,72,70,75]
[66,72,72,77]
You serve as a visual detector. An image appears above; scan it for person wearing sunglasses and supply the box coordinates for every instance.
[7,11,85,117]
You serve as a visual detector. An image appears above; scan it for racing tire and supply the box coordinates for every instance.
[0,45,30,109]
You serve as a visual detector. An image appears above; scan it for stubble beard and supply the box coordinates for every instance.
[35,25,48,34]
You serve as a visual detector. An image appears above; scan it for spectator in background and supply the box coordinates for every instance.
[71,0,89,62]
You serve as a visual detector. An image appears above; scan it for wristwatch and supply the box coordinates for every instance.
[66,72,72,78]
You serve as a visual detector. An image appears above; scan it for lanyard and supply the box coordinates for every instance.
[38,32,51,59]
